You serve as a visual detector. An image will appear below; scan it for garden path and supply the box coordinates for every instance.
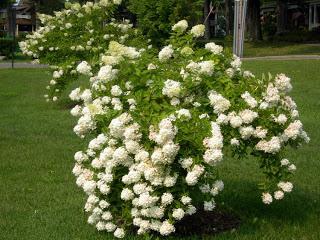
[243,55,320,61]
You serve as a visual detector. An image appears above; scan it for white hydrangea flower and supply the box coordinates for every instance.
[121,188,134,201]
[71,105,82,116]
[205,42,223,54]
[284,120,303,140]
[102,211,113,221]
[208,91,231,114]
[97,65,118,81]
[190,24,205,38]
[147,63,157,70]
[159,45,174,61]
[229,115,243,128]
[241,91,258,108]
[172,208,185,220]
[74,151,88,163]
[280,158,290,166]
[274,190,284,200]
[105,222,117,232]
[273,114,287,125]
[114,228,125,238]
[159,220,175,236]
[204,200,215,211]
[111,85,123,96]
[239,109,258,124]
[172,20,188,33]
[231,138,240,146]
[181,196,192,205]
[179,157,193,169]
[275,73,292,93]
[161,193,173,206]
[76,61,92,75]
[231,56,241,69]
[186,165,205,185]
[81,89,92,102]
[198,61,215,76]
[186,205,197,215]
[262,192,273,204]
[278,182,293,192]
[176,109,191,119]
[288,164,296,172]
[256,136,281,154]
[162,79,181,98]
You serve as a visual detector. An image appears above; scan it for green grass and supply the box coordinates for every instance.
[0,61,319,240]
[0,52,33,63]
[243,42,320,58]
[216,40,320,57]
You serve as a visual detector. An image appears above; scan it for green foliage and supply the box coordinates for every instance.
[0,38,15,58]
[0,0,14,8]
[26,0,65,14]
[126,0,204,46]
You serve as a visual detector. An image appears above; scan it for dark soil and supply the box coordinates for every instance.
[174,208,241,236]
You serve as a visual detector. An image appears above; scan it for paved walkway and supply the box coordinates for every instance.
[0,62,48,69]
[1,55,320,68]
[243,55,320,61]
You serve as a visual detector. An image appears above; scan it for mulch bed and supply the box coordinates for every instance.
[174,208,241,236]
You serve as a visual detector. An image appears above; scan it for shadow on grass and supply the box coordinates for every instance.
[220,179,314,224]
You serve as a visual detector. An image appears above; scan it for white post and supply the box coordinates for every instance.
[309,5,312,31]
[314,4,317,28]
[233,0,247,58]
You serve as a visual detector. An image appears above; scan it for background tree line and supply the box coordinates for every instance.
[1,0,311,43]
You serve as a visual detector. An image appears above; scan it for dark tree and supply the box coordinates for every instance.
[224,0,233,35]
[246,0,263,41]
[204,0,211,39]
[0,0,15,37]
[0,0,14,8]
[276,0,288,33]
[26,0,65,15]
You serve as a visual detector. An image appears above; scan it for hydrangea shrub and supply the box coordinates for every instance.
[21,2,309,239]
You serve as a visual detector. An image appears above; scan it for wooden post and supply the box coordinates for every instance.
[233,0,247,58]
[9,5,16,69]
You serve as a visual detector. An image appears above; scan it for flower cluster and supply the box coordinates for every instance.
[19,0,146,102]
[22,12,309,238]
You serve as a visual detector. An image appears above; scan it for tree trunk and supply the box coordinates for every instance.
[30,1,37,31]
[6,5,14,37]
[204,0,211,40]
[246,0,262,41]
[276,0,288,34]
[225,0,233,35]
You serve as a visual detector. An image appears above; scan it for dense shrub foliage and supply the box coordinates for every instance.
[0,38,15,58]
[20,1,309,238]
[127,0,204,46]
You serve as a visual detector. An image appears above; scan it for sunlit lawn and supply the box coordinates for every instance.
[0,60,319,239]
[216,40,320,57]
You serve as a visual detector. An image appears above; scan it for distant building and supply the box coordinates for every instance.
[261,0,320,31]
[309,1,320,30]
[0,0,34,36]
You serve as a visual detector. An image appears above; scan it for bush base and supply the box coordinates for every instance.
[175,208,241,236]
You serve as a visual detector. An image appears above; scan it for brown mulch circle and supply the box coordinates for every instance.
[174,208,241,236]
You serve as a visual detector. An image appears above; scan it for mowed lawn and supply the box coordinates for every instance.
[0,60,319,240]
